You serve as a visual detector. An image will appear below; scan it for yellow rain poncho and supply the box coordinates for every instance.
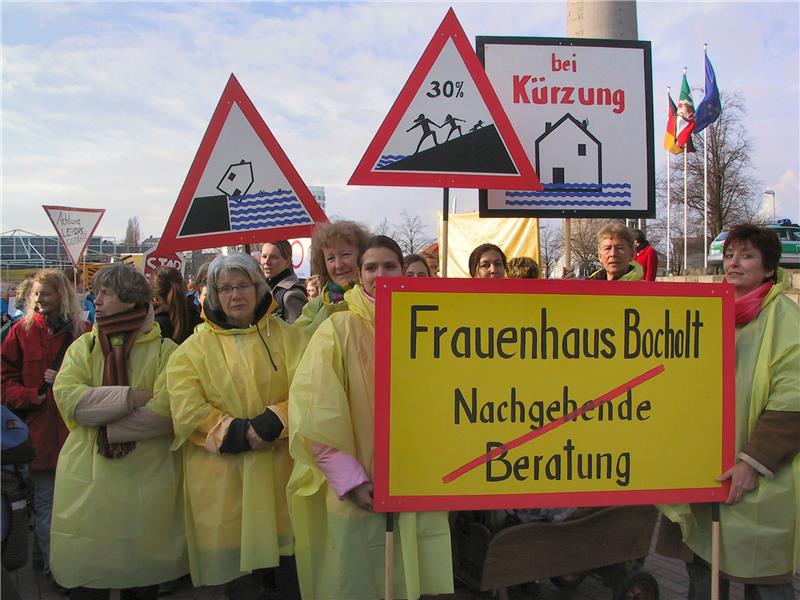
[51,323,186,589]
[288,285,453,600]
[661,269,800,579]
[167,300,308,586]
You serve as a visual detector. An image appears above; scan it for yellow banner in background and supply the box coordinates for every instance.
[437,211,539,278]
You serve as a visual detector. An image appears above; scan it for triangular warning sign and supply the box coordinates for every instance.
[157,74,327,253]
[349,8,541,190]
[42,205,105,268]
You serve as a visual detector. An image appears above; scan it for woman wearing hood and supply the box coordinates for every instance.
[288,236,453,600]
[167,253,306,599]
[50,264,186,598]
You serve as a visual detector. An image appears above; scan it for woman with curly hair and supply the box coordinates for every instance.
[293,220,370,330]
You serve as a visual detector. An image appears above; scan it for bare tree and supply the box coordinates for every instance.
[538,222,563,278]
[670,94,762,239]
[391,210,435,255]
[569,218,611,274]
[123,217,141,253]
[373,217,392,237]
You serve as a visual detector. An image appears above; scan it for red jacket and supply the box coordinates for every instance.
[1,313,88,470]
[634,242,659,281]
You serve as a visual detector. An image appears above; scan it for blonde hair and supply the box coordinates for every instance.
[23,269,84,333]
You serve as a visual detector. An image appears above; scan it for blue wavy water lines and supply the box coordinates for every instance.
[229,189,294,201]
[506,199,632,207]
[377,154,408,168]
[230,209,309,223]
[229,197,299,209]
[229,202,300,216]
[231,216,312,230]
[539,182,631,189]
[507,191,631,198]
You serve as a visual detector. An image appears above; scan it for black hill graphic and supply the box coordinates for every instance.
[180,195,230,236]
[380,124,517,174]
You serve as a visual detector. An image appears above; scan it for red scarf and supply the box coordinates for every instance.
[731,281,773,327]
[94,305,149,459]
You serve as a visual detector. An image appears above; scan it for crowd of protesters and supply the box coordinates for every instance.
[1,220,797,600]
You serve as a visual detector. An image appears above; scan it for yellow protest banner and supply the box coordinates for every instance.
[373,278,735,512]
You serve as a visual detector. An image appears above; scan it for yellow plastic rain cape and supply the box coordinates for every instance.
[660,269,800,578]
[288,285,453,600]
[167,302,309,586]
[51,323,187,589]
[292,293,349,331]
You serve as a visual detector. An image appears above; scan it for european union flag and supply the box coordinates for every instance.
[694,54,721,134]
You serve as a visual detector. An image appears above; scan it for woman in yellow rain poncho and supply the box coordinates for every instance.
[167,253,306,599]
[51,264,186,599]
[661,224,799,599]
[288,235,453,600]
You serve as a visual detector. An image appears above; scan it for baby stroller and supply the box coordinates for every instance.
[453,505,660,599]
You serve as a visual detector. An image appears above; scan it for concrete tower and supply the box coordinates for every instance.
[561,1,639,272]
[566,0,638,40]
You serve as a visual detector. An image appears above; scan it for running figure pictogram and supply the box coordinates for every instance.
[442,114,465,141]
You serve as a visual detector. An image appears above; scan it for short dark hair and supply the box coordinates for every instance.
[403,253,432,276]
[92,264,151,305]
[468,244,507,277]
[358,235,404,268]
[632,229,645,244]
[723,224,781,275]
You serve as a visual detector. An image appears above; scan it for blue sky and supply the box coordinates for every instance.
[2,1,798,241]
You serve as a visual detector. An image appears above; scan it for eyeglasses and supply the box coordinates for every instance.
[216,282,254,296]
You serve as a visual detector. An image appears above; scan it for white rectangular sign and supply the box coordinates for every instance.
[478,38,655,218]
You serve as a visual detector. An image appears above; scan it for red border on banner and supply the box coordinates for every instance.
[373,277,736,513]
[157,74,327,254]
[42,205,105,268]
[348,8,541,190]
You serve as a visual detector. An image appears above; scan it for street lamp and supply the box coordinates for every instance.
[764,189,776,221]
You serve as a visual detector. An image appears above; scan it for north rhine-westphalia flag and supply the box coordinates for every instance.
[694,54,721,134]
[675,73,695,148]
[664,93,695,154]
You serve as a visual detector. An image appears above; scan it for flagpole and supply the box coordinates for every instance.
[703,43,709,272]
[683,68,689,276]
[666,86,672,275]
[683,145,688,275]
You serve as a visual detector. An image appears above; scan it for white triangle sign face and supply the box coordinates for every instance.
[349,8,540,190]
[42,205,105,267]
[157,74,327,253]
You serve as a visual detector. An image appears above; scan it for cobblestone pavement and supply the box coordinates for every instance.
[8,535,799,600]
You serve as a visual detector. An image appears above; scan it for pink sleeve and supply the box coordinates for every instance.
[309,440,370,500]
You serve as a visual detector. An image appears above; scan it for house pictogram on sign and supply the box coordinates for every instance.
[535,113,603,193]
[156,74,327,254]
[349,8,541,190]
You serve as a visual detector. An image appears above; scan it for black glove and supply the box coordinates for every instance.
[249,408,284,442]
[219,418,250,454]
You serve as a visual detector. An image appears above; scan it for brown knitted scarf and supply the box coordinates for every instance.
[95,304,149,459]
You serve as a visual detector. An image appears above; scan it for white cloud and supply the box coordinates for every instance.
[1,1,798,245]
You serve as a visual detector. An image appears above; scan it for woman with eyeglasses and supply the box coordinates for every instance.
[167,254,306,599]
